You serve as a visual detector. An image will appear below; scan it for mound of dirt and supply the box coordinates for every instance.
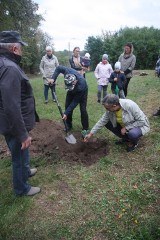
[0,119,109,166]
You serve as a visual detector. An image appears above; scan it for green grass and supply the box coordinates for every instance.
[0,70,160,240]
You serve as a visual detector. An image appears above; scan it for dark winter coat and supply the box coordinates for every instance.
[109,71,126,91]
[0,49,38,142]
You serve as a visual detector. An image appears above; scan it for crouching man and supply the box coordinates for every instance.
[84,94,150,152]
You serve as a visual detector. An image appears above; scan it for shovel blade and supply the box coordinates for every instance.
[65,133,77,144]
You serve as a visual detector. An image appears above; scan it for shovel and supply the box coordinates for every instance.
[53,92,77,144]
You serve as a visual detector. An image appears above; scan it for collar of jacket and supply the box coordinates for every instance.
[0,48,20,64]
[45,54,55,59]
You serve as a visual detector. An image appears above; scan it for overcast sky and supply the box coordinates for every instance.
[36,0,160,51]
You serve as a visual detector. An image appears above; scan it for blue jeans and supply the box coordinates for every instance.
[44,84,55,101]
[5,134,31,195]
[105,121,142,144]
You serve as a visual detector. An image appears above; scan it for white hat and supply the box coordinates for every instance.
[85,53,90,58]
[114,61,121,70]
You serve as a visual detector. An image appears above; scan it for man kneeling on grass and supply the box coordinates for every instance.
[84,94,150,152]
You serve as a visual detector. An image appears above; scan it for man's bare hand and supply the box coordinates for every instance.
[121,127,127,135]
[62,114,67,121]
[21,136,32,150]
[47,78,54,85]
[84,132,93,142]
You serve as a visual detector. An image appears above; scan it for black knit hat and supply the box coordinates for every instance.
[0,31,28,46]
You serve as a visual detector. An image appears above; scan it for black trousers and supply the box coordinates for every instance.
[124,78,131,97]
[105,121,126,139]
[65,90,89,130]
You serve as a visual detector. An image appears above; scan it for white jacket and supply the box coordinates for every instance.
[94,62,113,86]
[90,99,150,135]
[39,54,59,85]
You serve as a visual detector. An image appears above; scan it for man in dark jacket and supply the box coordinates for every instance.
[0,31,40,196]
[51,65,89,132]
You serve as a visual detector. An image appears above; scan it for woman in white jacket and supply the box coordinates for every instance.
[39,46,59,104]
[94,54,113,103]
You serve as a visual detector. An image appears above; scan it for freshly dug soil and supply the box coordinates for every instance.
[0,119,109,166]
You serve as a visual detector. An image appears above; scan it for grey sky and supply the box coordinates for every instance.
[36,0,160,51]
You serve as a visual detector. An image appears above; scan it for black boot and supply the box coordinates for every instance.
[153,109,160,116]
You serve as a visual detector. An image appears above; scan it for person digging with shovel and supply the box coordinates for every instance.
[51,65,90,137]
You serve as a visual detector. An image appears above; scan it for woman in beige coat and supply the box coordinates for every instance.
[39,46,59,103]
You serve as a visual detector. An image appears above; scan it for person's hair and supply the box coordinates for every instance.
[124,42,133,52]
[46,46,52,51]
[0,42,21,50]
[102,94,120,106]
[73,46,80,52]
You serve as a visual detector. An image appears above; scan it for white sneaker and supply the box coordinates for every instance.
[26,187,41,196]
[29,168,37,177]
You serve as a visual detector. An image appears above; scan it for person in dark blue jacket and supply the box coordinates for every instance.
[0,31,40,196]
[109,62,126,99]
[52,65,89,131]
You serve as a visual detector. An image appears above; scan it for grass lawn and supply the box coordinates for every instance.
[0,70,160,240]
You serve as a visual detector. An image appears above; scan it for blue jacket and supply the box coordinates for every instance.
[52,65,88,115]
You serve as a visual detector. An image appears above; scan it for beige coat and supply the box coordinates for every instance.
[39,54,59,85]
[90,99,150,135]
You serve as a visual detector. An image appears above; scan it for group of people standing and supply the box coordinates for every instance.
[94,42,136,103]
[0,30,151,197]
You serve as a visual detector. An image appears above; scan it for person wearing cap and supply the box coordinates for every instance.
[109,61,126,99]
[94,54,113,103]
[0,30,40,196]
[51,65,89,133]
[39,46,59,104]
[118,42,136,97]
[84,94,150,152]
